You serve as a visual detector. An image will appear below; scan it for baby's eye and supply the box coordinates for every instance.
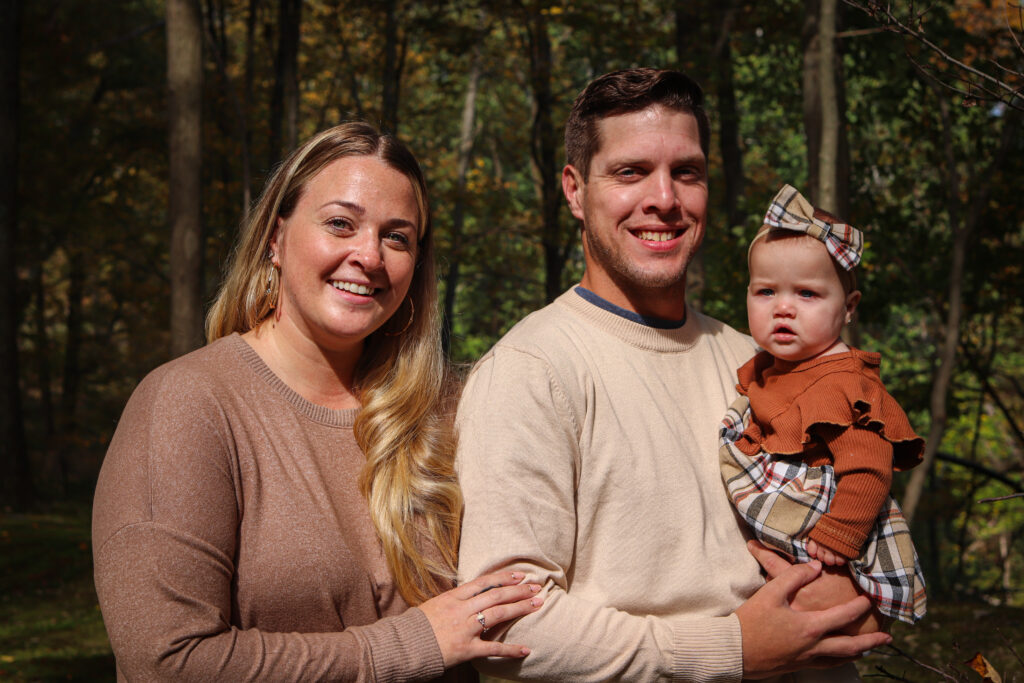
[756,287,774,296]
[799,289,817,298]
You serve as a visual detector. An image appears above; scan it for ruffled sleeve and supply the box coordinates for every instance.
[744,350,924,470]
[735,351,775,456]
[789,355,924,471]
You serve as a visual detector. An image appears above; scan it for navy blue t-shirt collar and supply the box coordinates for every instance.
[574,286,687,329]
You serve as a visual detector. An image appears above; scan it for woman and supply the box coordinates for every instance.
[93,122,541,681]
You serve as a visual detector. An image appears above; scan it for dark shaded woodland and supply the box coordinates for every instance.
[1,3,1022,677]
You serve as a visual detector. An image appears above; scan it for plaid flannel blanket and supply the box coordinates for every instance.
[719,395,927,624]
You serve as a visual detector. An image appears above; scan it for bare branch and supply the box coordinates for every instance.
[882,644,965,681]
[843,0,1024,110]
[936,452,1023,494]
[978,492,1024,504]
[871,664,914,680]
[1001,626,1024,667]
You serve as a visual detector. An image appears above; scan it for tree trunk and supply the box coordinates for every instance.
[442,52,482,355]
[802,0,822,203]
[381,0,402,133]
[167,0,205,357]
[673,0,702,73]
[805,0,856,343]
[901,99,1018,524]
[269,0,301,165]
[816,0,839,212]
[242,0,259,220]
[803,0,852,216]
[524,1,566,304]
[32,264,53,440]
[57,249,84,496]
[282,0,300,151]
[0,0,33,509]
[713,1,744,230]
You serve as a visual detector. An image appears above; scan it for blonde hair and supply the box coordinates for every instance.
[206,122,461,604]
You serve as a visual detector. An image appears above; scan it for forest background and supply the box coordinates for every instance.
[1,0,1022,680]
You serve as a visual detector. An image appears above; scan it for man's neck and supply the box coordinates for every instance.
[578,271,688,321]
[574,285,687,329]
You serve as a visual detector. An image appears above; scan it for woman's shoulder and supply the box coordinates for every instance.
[95,336,251,550]
[131,335,249,403]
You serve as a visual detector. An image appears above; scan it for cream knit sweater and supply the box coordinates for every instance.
[457,289,762,682]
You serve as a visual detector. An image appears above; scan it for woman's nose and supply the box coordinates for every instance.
[350,231,384,271]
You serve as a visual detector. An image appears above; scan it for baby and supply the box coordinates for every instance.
[719,184,927,624]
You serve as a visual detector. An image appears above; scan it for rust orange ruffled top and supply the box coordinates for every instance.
[735,348,924,559]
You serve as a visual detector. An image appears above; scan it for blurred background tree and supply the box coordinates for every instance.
[1,0,1022,677]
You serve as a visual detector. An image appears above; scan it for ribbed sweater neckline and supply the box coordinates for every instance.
[558,288,705,353]
[227,332,358,428]
[771,347,880,375]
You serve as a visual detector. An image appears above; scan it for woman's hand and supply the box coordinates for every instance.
[418,571,543,668]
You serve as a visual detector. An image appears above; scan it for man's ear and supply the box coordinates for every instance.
[562,164,586,221]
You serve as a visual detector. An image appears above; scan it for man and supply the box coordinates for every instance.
[456,68,888,681]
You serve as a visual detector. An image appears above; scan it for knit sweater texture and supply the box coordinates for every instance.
[92,333,452,682]
[457,289,768,682]
[734,349,924,559]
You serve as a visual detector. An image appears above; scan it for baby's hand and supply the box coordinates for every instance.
[806,539,844,566]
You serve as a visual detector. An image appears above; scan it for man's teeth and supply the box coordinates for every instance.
[637,230,677,242]
[332,281,375,295]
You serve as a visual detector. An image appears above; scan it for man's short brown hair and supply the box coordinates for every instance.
[565,68,710,179]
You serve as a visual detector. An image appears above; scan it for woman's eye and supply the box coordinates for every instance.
[326,217,353,232]
[384,231,412,248]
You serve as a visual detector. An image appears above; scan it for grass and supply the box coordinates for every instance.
[0,505,114,682]
[2,507,1021,682]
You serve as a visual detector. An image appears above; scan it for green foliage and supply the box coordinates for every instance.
[11,0,1023,617]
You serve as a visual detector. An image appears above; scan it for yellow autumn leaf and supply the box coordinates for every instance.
[966,653,1002,683]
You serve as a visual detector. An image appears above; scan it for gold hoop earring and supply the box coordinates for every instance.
[385,298,415,336]
[266,256,280,310]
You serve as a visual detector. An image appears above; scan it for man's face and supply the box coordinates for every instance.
[563,105,707,320]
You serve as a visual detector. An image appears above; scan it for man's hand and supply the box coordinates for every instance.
[748,540,889,635]
[735,547,892,679]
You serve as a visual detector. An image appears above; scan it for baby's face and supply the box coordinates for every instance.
[746,234,858,362]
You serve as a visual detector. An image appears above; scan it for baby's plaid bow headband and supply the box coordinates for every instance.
[759,184,863,270]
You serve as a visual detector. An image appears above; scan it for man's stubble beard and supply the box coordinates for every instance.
[583,225,694,295]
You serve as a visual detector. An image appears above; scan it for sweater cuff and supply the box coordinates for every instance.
[363,607,445,683]
[672,614,744,683]
[809,517,865,560]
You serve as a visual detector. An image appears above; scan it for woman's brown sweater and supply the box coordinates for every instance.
[93,333,449,682]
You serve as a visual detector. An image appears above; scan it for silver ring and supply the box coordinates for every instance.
[476,611,488,632]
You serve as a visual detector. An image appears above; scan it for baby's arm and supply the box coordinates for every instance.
[809,424,894,562]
